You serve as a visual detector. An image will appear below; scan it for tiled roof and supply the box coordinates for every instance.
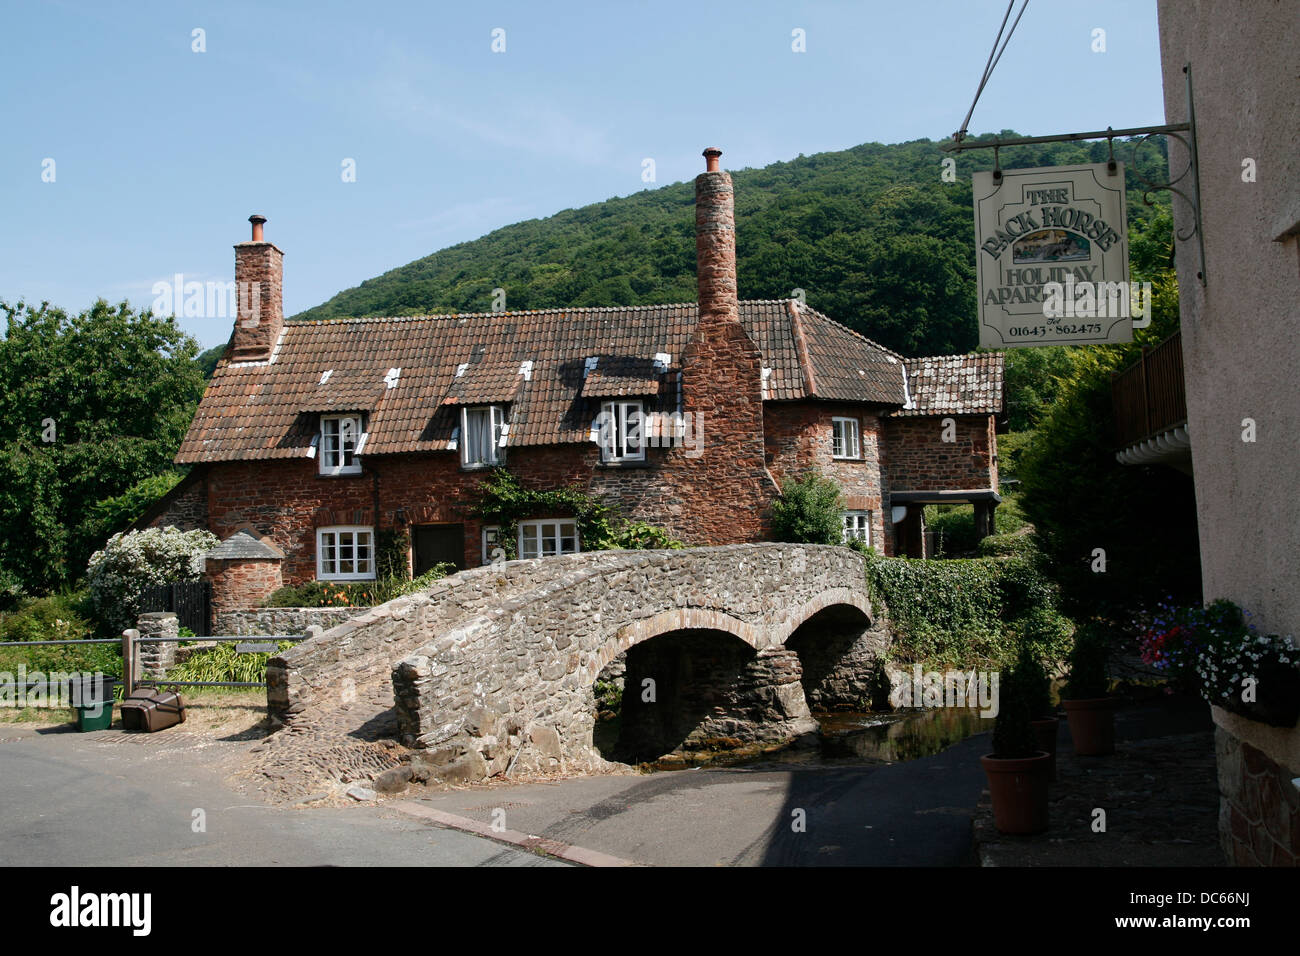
[894,352,1005,417]
[441,358,529,406]
[581,356,663,397]
[176,300,917,464]
[205,530,283,560]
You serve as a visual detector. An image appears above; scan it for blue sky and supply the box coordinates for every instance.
[1,0,1166,349]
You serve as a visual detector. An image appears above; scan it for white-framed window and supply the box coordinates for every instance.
[481,525,502,565]
[842,511,871,545]
[599,400,645,463]
[320,415,362,475]
[316,526,375,580]
[832,417,861,459]
[462,405,507,467]
[518,519,580,559]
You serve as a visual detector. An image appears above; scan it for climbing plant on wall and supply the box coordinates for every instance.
[471,468,682,559]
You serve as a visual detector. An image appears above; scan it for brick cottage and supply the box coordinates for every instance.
[146,148,1005,613]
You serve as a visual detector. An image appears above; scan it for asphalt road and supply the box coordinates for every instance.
[408,733,991,866]
[0,722,992,867]
[0,725,562,867]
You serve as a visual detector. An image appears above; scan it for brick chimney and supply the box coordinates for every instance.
[695,147,740,326]
[230,214,284,362]
[677,147,772,545]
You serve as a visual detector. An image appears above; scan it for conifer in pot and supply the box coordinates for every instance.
[1062,621,1117,755]
[981,662,1052,834]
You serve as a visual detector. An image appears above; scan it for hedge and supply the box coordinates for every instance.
[865,551,1072,668]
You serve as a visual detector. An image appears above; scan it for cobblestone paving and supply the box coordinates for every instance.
[231,676,409,804]
[975,704,1222,866]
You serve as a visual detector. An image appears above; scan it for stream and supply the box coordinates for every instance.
[626,707,997,772]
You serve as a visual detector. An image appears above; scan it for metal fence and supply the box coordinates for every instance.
[1,631,307,700]
[127,631,306,690]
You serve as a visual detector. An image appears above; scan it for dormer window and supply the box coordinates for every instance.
[832,417,861,460]
[320,415,362,475]
[599,400,645,463]
[462,405,507,467]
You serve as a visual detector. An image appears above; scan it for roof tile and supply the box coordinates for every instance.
[177,302,989,463]
[894,352,1006,417]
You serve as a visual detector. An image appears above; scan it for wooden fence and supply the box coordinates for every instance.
[1111,330,1187,448]
[137,581,211,637]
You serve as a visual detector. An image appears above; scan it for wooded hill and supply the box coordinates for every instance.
[295,133,1170,359]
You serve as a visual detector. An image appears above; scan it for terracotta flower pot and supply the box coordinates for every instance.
[980,751,1052,834]
[1062,697,1117,755]
[1031,716,1059,780]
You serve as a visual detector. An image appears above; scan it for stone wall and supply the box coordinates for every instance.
[267,544,878,784]
[1215,729,1299,866]
[387,545,874,779]
[1213,706,1299,866]
[141,470,209,533]
[136,612,178,679]
[883,414,998,492]
[618,635,817,762]
[786,605,891,711]
[205,556,282,618]
[214,606,367,636]
[766,402,890,554]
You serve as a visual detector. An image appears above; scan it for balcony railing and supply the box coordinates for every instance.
[1111,330,1187,448]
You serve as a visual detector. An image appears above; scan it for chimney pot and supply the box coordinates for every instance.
[703,147,722,172]
[249,214,267,242]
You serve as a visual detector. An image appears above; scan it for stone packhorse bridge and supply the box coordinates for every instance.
[257,544,885,797]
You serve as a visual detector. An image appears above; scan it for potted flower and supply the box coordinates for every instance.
[1138,598,1300,727]
[1061,622,1116,755]
[1135,597,1212,695]
[1193,602,1300,727]
[980,663,1051,834]
[1016,646,1059,780]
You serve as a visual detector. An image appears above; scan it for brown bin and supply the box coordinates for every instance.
[120,689,186,732]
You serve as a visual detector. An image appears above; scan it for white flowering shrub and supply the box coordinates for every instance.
[86,526,218,634]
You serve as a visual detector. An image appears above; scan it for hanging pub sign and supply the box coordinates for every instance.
[974,163,1133,348]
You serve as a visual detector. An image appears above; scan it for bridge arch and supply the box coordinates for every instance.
[589,606,767,687]
[265,543,884,787]
[772,588,875,645]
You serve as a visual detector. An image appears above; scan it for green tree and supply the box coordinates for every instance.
[1002,347,1075,431]
[0,299,205,592]
[1012,203,1194,616]
[195,344,226,378]
[1017,346,1200,615]
[770,472,844,545]
[294,134,1170,362]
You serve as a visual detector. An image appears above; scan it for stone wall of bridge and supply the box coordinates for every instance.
[264,543,882,787]
[388,544,876,778]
